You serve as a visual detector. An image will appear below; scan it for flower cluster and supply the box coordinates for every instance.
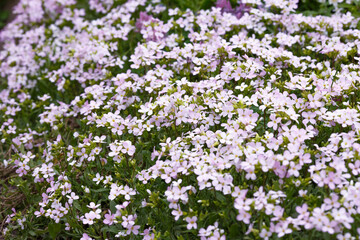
[2,0,360,239]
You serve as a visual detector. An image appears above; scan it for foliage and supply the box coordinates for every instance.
[1,0,360,239]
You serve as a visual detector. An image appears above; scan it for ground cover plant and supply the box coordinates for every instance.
[2,0,360,239]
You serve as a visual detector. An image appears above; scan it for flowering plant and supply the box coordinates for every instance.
[1,0,360,239]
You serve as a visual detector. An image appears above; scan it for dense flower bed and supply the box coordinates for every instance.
[1,0,360,239]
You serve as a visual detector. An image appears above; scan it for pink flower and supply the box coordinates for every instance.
[121,215,136,228]
[276,223,292,237]
[103,211,115,225]
[120,185,136,200]
[267,114,281,130]
[141,228,155,240]
[126,224,140,235]
[302,111,316,125]
[122,141,135,156]
[349,160,360,175]
[82,210,101,225]
[135,12,153,31]
[324,171,342,190]
[185,216,197,230]
[171,207,183,221]
[259,228,272,240]
[216,0,250,18]
[236,209,251,224]
[66,192,79,204]
[80,233,93,240]
[216,0,232,11]
[87,202,100,210]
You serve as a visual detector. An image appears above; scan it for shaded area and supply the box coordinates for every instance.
[0,0,19,30]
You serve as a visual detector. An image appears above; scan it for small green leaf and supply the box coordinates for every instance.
[110,200,116,213]
[92,188,108,193]
[48,223,62,239]
[229,223,243,238]
[101,225,120,234]
[177,235,185,240]
[73,201,82,211]
[215,192,226,202]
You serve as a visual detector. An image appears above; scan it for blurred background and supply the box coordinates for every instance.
[0,0,18,30]
[0,0,359,30]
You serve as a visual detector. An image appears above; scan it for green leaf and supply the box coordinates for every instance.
[73,201,82,211]
[0,11,9,20]
[92,188,108,193]
[228,223,243,238]
[177,235,185,240]
[48,223,62,239]
[101,225,120,234]
[28,230,36,236]
[215,192,227,202]
[200,0,216,9]
[110,200,117,213]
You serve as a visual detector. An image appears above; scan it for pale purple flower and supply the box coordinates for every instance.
[185,216,197,230]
